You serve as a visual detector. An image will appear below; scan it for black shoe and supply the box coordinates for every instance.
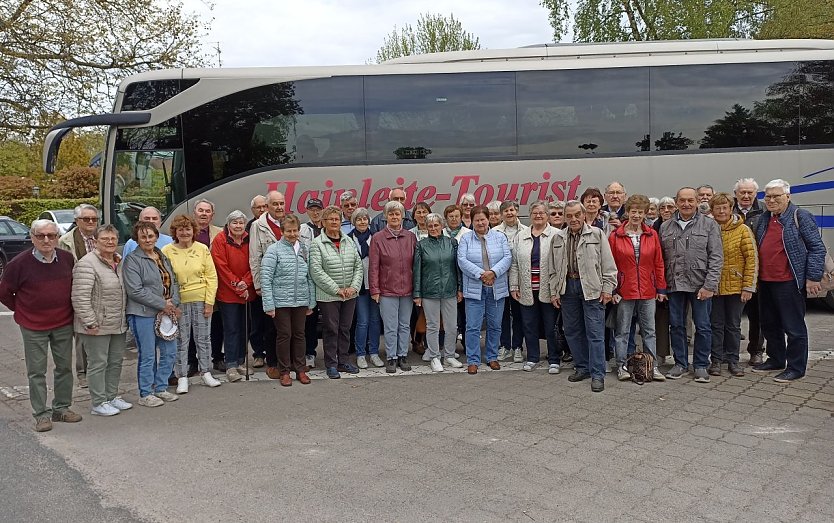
[773,370,803,383]
[748,353,764,366]
[397,357,412,371]
[751,359,785,373]
[708,361,722,376]
[213,361,227,372]
[386,359,397,373]
[728,362,745,377]
[591,378,604,392]
[567,371,591,382]
[562,352,573,363]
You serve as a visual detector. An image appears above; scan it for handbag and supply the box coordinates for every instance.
[154,312,179,341]
[793,210,834,295]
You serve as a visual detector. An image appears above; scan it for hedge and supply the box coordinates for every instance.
[0,198,99,226]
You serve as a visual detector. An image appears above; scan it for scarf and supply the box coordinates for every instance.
[352,228,371,259]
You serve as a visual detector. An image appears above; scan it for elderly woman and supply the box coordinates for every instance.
[408,201,432,354]
[163,215,220,393]
[211,210,255,383]
[349,207,384,369]
[458,205,512,374]
[413,213,463,372]
[581,187,610,233]
[486,201,502,228]
[646,198,660,225]
[548,202,565,229]
[370,201,418,373]
[443,204,471,241]
[708,193,758,378]
[510,201,560,374]
[122,221,181,407]
[652,196,676,233]
[609,195,668,382]
[409,202,432,241]
[310,206,363,379]
[71,225,131,416]
[261,215,316,386]
[459,193,476,229]
[652,195,676,362]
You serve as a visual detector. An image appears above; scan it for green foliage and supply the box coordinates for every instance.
[0,177,36,200]
[0,198,98,226]
[45,166,100,199]
[758,0,834,39]
[375,13,481,63]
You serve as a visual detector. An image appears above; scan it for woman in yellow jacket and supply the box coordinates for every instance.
[163,215,219,393]
[708,193,758,378]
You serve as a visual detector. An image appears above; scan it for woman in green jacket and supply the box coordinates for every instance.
[413,214,463,372]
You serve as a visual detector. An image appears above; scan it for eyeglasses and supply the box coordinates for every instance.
[98,237,118,243]
[530,211,547,217]
[78,217,98,223]
[461,203,475,207]
[33,233,58,241]
[550,212,563,216]
[764,193,786,201]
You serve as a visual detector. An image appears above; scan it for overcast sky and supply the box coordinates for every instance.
[182,0,556,67]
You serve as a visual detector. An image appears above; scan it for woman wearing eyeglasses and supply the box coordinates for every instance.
[459,193,476,229]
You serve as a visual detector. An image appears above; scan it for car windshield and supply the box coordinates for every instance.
[52,211,75,222]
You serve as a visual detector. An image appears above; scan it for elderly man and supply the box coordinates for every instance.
[547,201,617,392]
[191,198,225,371]
[751,179,826,382]
[57,204,99,387]
[494,201,529,362]
[603,181,626,228]
[660,187,724,382]
[246,195,268,233]
[0,220,82,431]
[697,185,715,215]
[122,206,174,256]
[369,187,416,233]
[193,198,223,247]
[245,194,268,367]
[249,190,286,379]
[339,191,359,235]
[733,178,766,365]
[300,198,324,368]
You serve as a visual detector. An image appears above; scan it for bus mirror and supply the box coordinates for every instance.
[42,127,73,174]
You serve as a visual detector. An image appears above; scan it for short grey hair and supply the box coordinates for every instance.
[425,213,444,226]
[73,204,99,219]
[764,179,791,194]
[339,191,356,203]
[486,201,501,213]
[459,193,476,205]
[528,200,548,214]
[194,198,215,212]
[648,197,660,207]
[226,210,247,225]
[139,206,162,220]
[30,219,59,235]
[605,181,625,193]
[384,200,405,216]
[696,184,714,193]
[94,224,119,238]
[250,195,266,208]
[733,178,759,193]
[499,201,519,213]
[351,207,370,226]
[548,201,566,211]
[658,196,675,207]
[564,200,587,213]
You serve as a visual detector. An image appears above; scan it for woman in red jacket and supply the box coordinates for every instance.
[211,210,255,383]
[609,195,667,382]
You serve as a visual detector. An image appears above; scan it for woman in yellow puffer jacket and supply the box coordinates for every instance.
[709,193,759,378]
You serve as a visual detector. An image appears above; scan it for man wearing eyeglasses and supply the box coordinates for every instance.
[369,187,416,234]
[339,191,359,235]
[0,220,82,432]
[57,204,100,388]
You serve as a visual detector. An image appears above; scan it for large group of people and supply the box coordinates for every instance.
[0,176,828,431]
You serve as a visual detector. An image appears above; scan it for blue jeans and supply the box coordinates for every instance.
[669,291,712,369]
[520,295,559,364]
[219,301,246,368]
[759,281,808,375]
[615,299,657,367]
[354,293,381,356]
[464,286,504,365]
[560,279,606,379]
[501,297,524,349]
[379,296,412,359]
[129,314,177,398]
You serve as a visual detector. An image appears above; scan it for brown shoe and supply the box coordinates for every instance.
[488,361,501,371]
[749,353,763,366]
[728,362,745,377]
[51,410,82,423]
[266,366,281,380]
[297,371,311,384]
[34,417,52,432]
[413,340,425,355]
[467,364,478,375]
[279,372,293,387]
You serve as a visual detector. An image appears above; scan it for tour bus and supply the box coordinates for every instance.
[43,39,834,304]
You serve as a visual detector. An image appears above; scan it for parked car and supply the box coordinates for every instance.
[0,216,33,278]
[38,209,75,234]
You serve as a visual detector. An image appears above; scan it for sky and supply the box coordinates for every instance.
[182,0,557,67]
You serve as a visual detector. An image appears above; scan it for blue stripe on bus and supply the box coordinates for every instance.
[757,179,834,199]
[816,216,834,228]
[803,165,834,179]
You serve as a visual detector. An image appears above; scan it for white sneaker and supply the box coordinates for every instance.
[497,347,511,361]
[652,368,667,382]
[155,390,179,402]
[357,356,368,369]
[421,352,433,362]
[306,355,316,369]
[430,357,444,372]
[138,395,164,407]
[202,372,221,388]
[370,354,385,367]
[444,357,464,368]
[91,402,120,416]
[522,361,537,372]
[548,364,561,375]
[110,397,133,410]
[513,348,523,363]
[176,377,189,394]
[618,366,632,381]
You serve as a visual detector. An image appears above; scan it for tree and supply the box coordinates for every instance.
[758,0,834,39]
[46,166,99,198]
[375,13,480,63]
[0,0,212,138]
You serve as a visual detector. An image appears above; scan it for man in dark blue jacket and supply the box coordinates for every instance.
[733,178,766,365]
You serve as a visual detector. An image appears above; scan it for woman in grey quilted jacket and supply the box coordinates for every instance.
[71,225,131,417]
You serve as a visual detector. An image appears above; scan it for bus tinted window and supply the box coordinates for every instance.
[365,73,516,160]
[517,68,649,156]
[798,60,834,146]
[121,79,198,111]
[651,62,800,150]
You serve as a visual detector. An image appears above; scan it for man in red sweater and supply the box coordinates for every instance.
[0,219,82,432]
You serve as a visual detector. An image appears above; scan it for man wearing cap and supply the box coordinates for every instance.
[300,198,324,368]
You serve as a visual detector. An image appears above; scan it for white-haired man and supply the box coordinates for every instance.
[732,178,766,365]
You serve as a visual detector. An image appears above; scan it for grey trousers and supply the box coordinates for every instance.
[178,302,212,375]
[75,334,87,377]
[422,297,458,359]
[79,333,127,406]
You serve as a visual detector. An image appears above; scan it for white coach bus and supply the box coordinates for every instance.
[43,39,833,299]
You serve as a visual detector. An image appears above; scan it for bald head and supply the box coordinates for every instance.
[267,191,285,220]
